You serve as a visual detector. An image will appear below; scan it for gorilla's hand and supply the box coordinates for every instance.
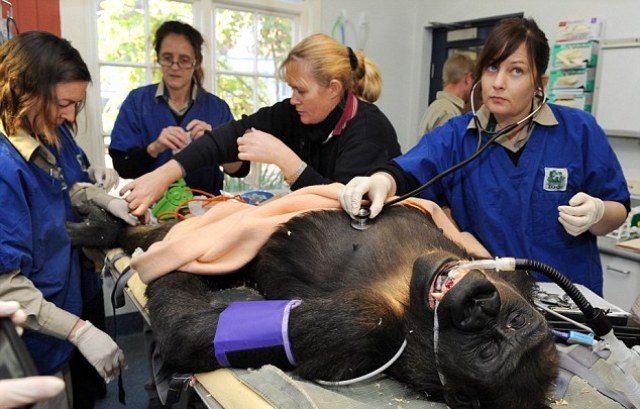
[66,202,124,248]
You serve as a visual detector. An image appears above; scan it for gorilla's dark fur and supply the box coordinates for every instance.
[101,205,558,409]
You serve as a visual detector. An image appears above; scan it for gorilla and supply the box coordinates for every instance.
[110,204,558,409]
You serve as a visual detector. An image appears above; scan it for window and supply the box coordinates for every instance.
[93,0,320,193]
[213,4,295,192]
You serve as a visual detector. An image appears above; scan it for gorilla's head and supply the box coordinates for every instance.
[406,254,558,409]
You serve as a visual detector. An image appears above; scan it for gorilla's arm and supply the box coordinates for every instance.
[146,271,406,379]
[289,290,405,382]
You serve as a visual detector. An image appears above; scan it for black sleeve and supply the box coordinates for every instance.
[375,160,421,196]
[174,104,292,176]
[109,148,156,179]
[289,165,324,190]
[226,161,251,178]
[292,103,402,190]
[173,121,244,174]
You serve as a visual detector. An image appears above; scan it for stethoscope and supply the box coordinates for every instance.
[351,81,548,230]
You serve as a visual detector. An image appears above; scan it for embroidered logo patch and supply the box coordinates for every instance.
[543,168,568,191]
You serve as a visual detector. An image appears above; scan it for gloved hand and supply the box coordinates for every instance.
[558,192,605,236]
[338,173,392,219]
[106,197,140,226]
[87,166,120,192]
[0,300,26,333]
[69,321,127,382]
[0,376,66,408]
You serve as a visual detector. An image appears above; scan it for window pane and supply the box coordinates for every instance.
[149,1,193,31]
[217,74,255,118]
[257,76,291,109]
[100,65,147,134]
[96,0,146,63]
[215,9,255,74]
[256,14,293,75]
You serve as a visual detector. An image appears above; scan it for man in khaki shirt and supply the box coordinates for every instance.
[418,53,474,136]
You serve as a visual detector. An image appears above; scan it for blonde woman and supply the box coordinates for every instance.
[122,33,401,216]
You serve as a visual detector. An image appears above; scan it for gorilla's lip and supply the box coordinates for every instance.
[428,260,472,310]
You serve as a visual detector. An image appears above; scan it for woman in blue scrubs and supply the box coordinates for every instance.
[109,21,234,196]
[0,31,126,408]
[340,17,630,295]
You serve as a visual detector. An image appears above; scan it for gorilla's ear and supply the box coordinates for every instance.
[443,389,482,409]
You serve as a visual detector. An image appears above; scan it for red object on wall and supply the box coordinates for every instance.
[1,0,60,36]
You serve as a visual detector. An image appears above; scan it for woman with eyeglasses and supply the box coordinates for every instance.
[109,20,234,196]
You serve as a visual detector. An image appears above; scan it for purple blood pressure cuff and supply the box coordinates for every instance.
[213,300,301,368]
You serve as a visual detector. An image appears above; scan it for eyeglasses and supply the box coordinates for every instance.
[158,55,196,69]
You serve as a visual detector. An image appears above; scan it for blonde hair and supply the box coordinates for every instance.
[279,33,383,103]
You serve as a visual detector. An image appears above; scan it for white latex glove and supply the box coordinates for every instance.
[338,173,392,219]
[87,166,120,192]
[0,300,26,333]
[69,321,127,383]
[558,192,605,236]
[0,376,65,408]
[106,198,140,226]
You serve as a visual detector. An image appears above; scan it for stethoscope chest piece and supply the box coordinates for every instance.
[351,207,372,231]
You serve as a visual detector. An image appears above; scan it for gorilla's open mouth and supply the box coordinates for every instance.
[429,260,473,309]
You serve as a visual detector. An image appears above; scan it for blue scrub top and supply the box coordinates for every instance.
[110,83,233,194]
[395,104,630,295]
[0,126,87,374]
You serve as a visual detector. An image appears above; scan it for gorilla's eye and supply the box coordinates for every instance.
[506,312,526,330]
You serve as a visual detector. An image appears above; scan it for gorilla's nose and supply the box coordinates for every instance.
[444,270,501,331]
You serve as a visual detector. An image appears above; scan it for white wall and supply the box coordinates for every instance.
[60,0,103,166]
[318,0,423,150]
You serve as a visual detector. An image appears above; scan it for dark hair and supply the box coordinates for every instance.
[154,20,205,87]
[0,31,91,145]
[473,17,549,91]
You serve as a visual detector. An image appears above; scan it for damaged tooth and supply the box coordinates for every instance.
[431,292,444,302]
